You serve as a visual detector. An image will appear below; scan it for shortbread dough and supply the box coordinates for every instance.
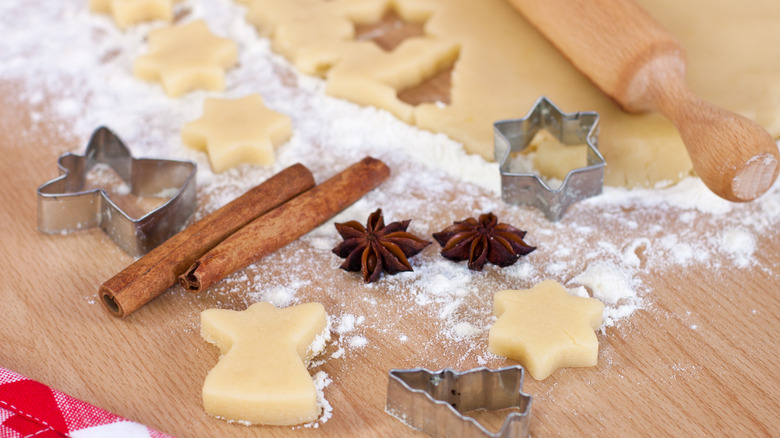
[182,94,292,172]
[246,0,780,187]
[200,302,328,426]
[90,0,177,29]
[133,20,238,97]
[489,280,604,380]
[523,129,587,181]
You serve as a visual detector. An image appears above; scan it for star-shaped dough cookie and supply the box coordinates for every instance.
[133,20,238,97]
[488,280,604,380]
[200,302,329,425]
[90,0,177,29]
[181,94,292,172]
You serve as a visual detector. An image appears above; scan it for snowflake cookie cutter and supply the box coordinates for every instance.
[37,126,197,257]
[494,96,605,221]
[386,366,532,438]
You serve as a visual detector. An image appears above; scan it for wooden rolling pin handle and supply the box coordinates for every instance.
[639,56,780,202]
[507,0,780,201]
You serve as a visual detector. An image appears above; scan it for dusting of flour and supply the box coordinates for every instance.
[2,0,779,427]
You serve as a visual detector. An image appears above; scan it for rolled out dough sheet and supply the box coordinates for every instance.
[246,0,780,188]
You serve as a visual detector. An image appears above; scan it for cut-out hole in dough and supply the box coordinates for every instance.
[354,11,425,52]
[351,9,457,107]
[173,6,191,23]
[397,62,454,106]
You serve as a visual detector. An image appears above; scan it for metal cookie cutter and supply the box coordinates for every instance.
[494,96,604,221]
[386,366,532,438]
[37,126,197,257]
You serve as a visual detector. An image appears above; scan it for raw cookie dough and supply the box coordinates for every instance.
[133,20,238,97]
[89,0,177,29]
[181,94,292,172]
[200,301,329,426]
[523,129,587,181]
[489,280,604,380]
[246,0,780,188]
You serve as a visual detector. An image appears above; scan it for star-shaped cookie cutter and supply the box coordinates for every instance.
[494,96,604,221]
[37,127,197,257]
[386,366,532,438]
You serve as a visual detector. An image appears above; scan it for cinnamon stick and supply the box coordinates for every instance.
[99,163,315,318]
[179,157,390,293]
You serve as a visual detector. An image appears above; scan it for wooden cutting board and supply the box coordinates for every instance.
[2,11,779,438]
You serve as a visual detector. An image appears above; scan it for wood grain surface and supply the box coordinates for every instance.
[2,9,780,438]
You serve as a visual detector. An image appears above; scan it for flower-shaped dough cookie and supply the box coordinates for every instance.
[489,279,604,380]
[182,94,292,172]
[133,20,238,97]
[90,0,177,29]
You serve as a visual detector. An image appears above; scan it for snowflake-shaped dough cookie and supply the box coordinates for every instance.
[489,279,604,380]
[133,20,238,97]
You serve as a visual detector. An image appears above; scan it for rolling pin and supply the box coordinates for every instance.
[506,0,779,202]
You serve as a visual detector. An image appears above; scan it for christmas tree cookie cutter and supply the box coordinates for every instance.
[37,126,197,257]
[386,366,532,438]
[494,96,605,221]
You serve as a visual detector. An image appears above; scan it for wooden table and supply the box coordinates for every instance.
[2,5,779,438]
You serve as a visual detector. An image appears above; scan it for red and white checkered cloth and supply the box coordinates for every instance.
[0,367,173,438]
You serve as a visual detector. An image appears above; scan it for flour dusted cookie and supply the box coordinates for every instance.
[133,20,238,97]
[489,280,603,380]
[181,94,292,172]
[200,302,329,425]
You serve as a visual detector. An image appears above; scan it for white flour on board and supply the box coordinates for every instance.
[2,0,779,425]
[3,0,776,336]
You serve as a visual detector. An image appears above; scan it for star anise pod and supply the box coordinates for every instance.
[332,209,431,283]
[432,212,535,271]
